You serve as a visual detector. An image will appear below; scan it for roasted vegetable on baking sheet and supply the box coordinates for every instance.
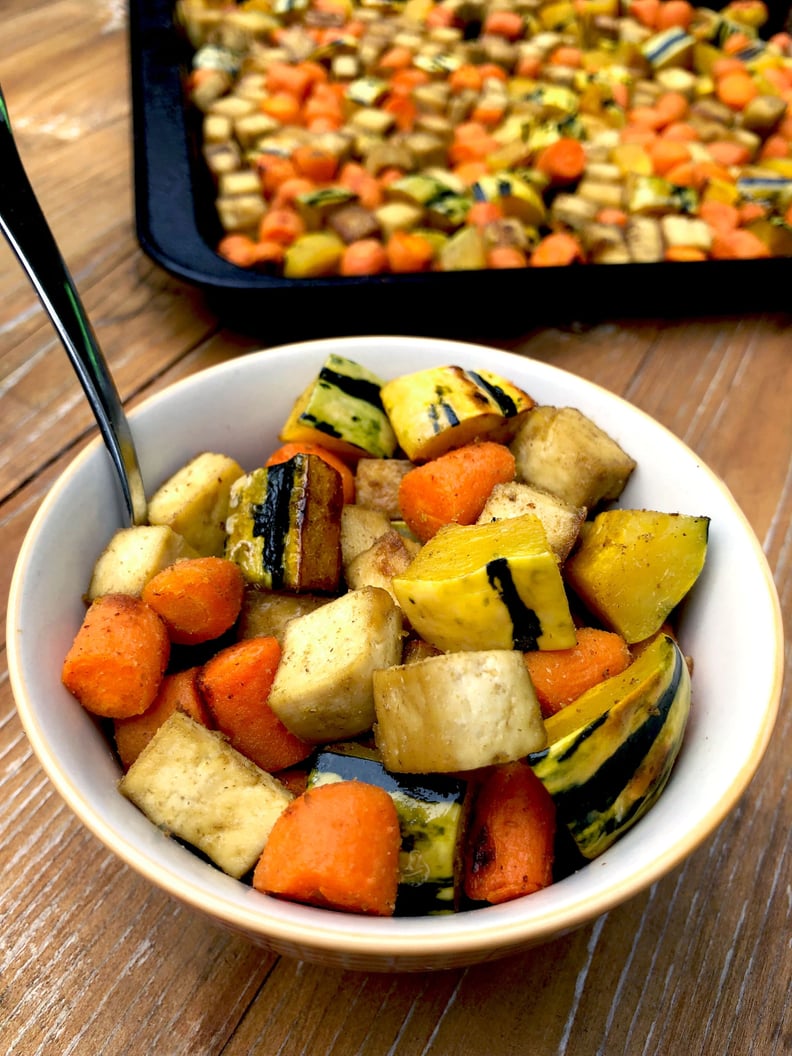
[178,0,792,276]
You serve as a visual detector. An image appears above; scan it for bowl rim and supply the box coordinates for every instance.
[7,336,785,962]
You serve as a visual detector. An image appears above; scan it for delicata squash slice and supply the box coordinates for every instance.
[62,353,712,916]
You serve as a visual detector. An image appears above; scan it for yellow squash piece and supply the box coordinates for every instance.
[564,509,710,644]
[392,514,577,653]
[380,364,534,462]
[280,354,397,460]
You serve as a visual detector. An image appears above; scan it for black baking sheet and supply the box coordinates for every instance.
[129,0,792,337]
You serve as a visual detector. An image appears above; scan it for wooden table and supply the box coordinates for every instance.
[1,3,790,1053]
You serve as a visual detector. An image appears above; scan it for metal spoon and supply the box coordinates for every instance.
[0,85,147,526]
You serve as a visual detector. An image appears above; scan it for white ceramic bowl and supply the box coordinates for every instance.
[7,336,783,972]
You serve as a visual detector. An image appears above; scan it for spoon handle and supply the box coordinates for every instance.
[0,86,147,526]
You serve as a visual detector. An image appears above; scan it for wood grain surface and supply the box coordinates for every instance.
[1,3,789,1054]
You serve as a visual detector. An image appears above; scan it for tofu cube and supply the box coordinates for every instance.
[511,406,636,510]
[147,452,245,557]
[88,525,199,600]
[477,481,586,563]
[268,586,404,742]
[118,712,292,878]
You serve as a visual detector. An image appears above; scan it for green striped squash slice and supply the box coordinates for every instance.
[528,633,691,860]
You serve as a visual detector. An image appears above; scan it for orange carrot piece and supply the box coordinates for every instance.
[466,201,504,227]
[486,245,529,268]
[626,105,666,130]
[596,207,629,226]
[665,245,708,261]
[260,92,303,125]
[536,137,587,184]
[722,30,754,54]
[258,206,306,246]
[710,228,772,259]
[530,232,584,267]
[629,0,661,27]
[291,145,338,182]
[250,240,286,267]
[338,162,384,209]
[656,0,694,29]
[217,234,259,268]
[759,135,790,161]
[253,781,401,915]
[548,45,583,67]
[141,557,245,646]
[383,92,418,131]
[648,138,692,176]
[716,71,758,110]
[62,594,170,719]
[256,155,299,197]
[449,63,484,93]
[523,626,633,718]
[199,637,314,771]
[711,56,747,80]
[707,139,752,167]
[398,441,516,542]
[737,201,767,225]
[453,160,491,186]
[271,176,316,209]
[265,62,313,101]
[699,199,740,232]
[661,120,699,142]
[114,666,211,769]
[385,230,435,273]
[388,68,430,94]
[265,441,356,504]
[378,44,413,71]
[655,90,690,125]
[463,760,556,904]
[339,238,389,277]
[482,10,524,39]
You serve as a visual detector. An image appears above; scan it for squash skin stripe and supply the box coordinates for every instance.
[318,364,385,410]
[466,371,519,417]
[251,462,292,589]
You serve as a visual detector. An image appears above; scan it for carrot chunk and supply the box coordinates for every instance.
[398,441,516,542]
[530,232,584,267]
[523,626,633,717]
[535,137,587,184]
[62,594,170,719]
[141,557,245,645]
[114,666,211,769]
[253,781,401,915]
[198,637,314,771]
[464,761,556,904]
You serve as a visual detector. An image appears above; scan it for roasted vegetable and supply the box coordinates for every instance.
[392,514,577,653]
[308,743,469,915]
[88,525,199,601]
[373,649,547,773]
[528,633,691,859]
[279,354,397,460]
[564,509,710,644]
[119,711,293,879]
[146,452,245,558]
[268,585,404,742]
[511,405,637,510]
[225,453,344,592]
[380,365,534,462]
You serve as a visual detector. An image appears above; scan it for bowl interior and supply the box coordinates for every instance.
[7,336,783,970]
